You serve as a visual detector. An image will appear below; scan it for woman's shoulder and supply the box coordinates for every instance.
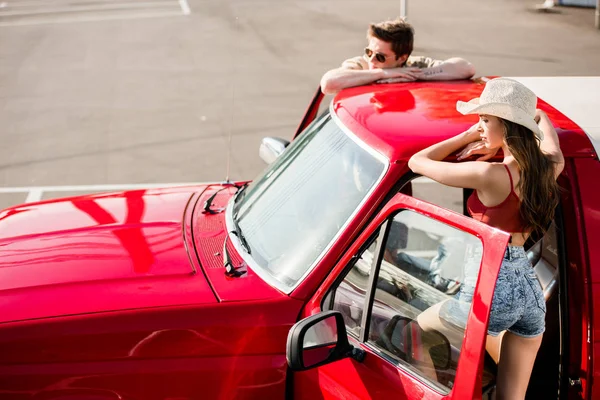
[488,161,517,176]
[483,162,519,194]
[477,161,505,175]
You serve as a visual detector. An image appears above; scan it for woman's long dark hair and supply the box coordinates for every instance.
[502,119,560,236]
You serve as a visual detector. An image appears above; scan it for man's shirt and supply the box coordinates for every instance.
[342,55,444,70]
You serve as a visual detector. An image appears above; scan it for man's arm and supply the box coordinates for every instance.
[321,56,475,94]
[417,57,475,81]
[320,57,421,94]
[320,67,387,95]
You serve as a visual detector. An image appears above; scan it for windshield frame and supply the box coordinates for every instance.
[225,104,390,294]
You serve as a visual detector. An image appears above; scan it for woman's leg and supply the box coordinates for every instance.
[485,331,505,364]
[495,331,543,400]
[416,300,465,350]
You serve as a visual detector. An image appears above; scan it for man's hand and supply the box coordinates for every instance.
[375,67,422,84]
[457,141,499,161]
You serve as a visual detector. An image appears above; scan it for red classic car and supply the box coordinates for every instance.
[0,77,598,400]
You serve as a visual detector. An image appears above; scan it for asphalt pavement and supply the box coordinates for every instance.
[0,0,599,209]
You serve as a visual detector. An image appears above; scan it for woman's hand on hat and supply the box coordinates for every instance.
[463,122,482,141]
[457,141,499,161]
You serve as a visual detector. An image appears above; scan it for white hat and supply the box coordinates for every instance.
[456,78,543,140]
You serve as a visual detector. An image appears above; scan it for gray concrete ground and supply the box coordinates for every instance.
[0,0,599,209]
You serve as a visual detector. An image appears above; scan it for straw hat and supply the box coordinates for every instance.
[456,78,543,140]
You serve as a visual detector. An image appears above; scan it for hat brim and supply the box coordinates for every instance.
[456,99,544,140]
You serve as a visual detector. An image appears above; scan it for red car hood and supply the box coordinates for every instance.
[0,186,218,324]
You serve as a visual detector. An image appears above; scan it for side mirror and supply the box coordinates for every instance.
[381,316,451,370]
[259,137,290,164]
[287,311,364,371]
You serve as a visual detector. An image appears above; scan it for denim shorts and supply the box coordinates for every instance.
[439,246,546,338]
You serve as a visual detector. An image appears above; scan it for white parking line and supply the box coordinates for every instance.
[3,0,173,7]
[178,0,190,15]
[0,183,204,193]
[0,10,184,26]
[0,1,180,16]
[24,189,43,203]
[0,0,190,26]
[1,183,207,204]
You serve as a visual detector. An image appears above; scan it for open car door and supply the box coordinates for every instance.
[288,192,510,400]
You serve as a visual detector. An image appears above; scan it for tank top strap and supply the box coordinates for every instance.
[502,164,515,191]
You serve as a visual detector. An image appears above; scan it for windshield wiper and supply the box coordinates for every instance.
[233,182,248,205]
[222,234,246,277]
[231,217,251,255]
[203,182,247,214]
[228,183,251,254]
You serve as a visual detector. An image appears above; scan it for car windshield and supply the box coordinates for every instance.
[229,111,387,293]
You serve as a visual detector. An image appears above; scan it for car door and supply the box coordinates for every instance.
[291,193,510,400]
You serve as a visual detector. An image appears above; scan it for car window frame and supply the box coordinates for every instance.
[315,192,510,398]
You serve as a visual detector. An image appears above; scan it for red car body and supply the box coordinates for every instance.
[0,78,598,400]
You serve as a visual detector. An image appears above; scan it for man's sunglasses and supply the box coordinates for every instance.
[364,47,392,63]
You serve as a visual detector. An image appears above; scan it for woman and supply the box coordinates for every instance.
[408,77,564,400]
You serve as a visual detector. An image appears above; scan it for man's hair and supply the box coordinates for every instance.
[367,18,414,60]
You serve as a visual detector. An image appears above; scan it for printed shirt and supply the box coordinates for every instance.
[341,55,444,70]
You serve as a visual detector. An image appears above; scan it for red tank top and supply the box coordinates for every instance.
[467,164,525,233]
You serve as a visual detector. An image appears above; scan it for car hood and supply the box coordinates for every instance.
[0,186,218,324]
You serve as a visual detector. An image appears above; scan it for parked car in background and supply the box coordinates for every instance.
[0,77,598,400]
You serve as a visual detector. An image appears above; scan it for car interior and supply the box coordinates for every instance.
[405,178,563,399]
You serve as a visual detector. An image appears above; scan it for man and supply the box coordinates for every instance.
[320,18,476,94]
